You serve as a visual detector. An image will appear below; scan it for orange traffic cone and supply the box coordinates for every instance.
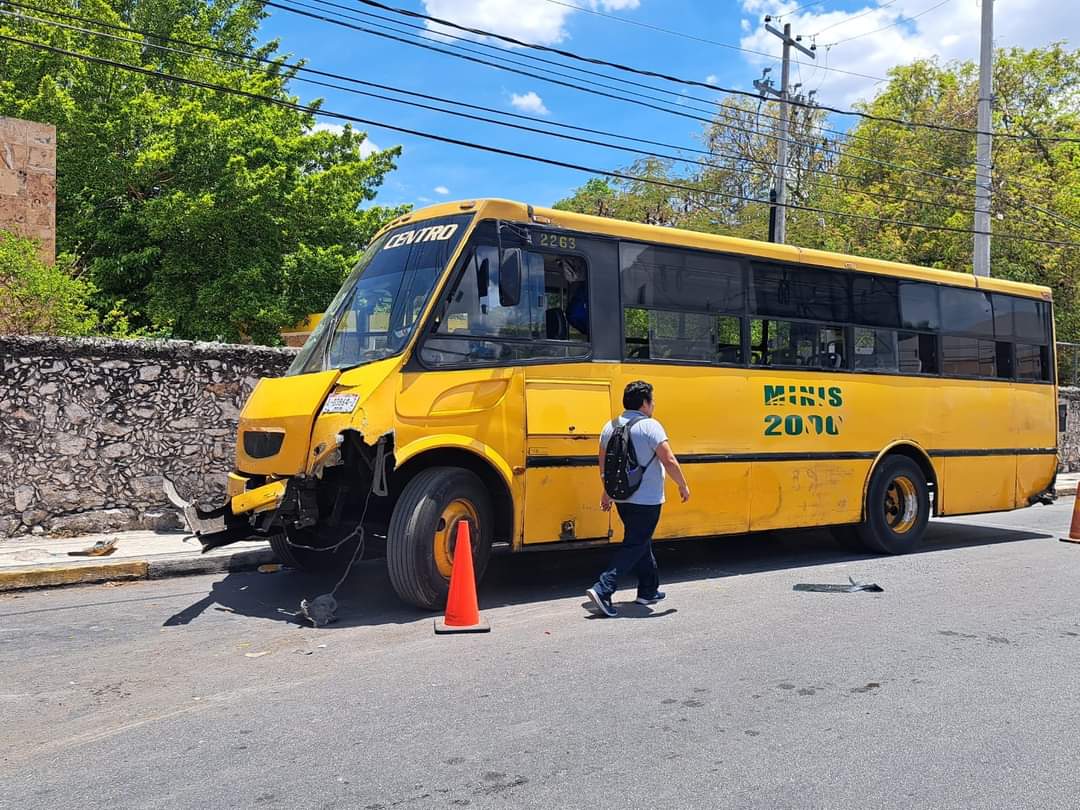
[1063,493,1080,544]
[434,520,490,634]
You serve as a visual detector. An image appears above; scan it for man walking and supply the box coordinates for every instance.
[587,380,690,617]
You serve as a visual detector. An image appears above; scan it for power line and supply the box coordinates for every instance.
[539,0,778,58]
[10,4,1016,221]
[291,0,904,160]
[825,0,953,47]
[12,0,1064,224]
[775,1,829,18]
[265,0,1052,193]
[5,32,1078,249]
[540,0,887,83]
[348,0,1080,143]
[812,0,901,37]
[261,0,1076,200]
[291,0,730,118]
[305,0,1080,194]
[0,0,1001,212]
[0,8,911,211]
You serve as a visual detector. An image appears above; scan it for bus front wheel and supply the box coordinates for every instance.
[269,527,361,572]
[856,455,930,554]
[387,467,494,611]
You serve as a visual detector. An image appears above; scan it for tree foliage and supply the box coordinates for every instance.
[0,0,406,342]
[555,46,1080,340]
[0,229,97,335]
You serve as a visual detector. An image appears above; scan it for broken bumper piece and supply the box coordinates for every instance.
[163,478,287,552]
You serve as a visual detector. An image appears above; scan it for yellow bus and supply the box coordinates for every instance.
[173,199,1059,610]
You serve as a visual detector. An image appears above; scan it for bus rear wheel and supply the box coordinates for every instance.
[856,455,930,554]
[387,467,494,611]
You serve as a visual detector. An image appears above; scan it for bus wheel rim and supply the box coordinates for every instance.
[434,499,479,579]
[884,476,918,534]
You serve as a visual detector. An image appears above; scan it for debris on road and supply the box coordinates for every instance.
[257,563,283,573]
[67,538,118,557]
[244,651,270,658]
[794,576,884,593]
[300,594,338,627]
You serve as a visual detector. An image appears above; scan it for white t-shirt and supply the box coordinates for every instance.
[599,410,669,505]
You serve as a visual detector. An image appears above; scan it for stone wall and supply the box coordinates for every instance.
[0,116,56,264]
[1,335,1076,536]
[1059,387,1080,472]
[0,336,295,537]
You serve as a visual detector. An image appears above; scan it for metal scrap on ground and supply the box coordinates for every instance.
[67,538,118,557]
[793,576,884,593]
[300,594,338,627]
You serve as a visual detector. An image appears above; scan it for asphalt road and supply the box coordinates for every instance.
[2,501,1079,810]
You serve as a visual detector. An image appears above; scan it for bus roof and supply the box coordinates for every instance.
[383,198,1054,301]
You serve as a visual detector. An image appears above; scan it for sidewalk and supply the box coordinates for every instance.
[1058,472,1079,496]
[0,530,274,592]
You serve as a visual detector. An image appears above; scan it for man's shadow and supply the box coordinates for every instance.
[582,603,678,620]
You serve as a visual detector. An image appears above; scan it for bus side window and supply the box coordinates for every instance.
[422,231,595,367]
[539,253,589,342]
[992,293,1052,381]
[898,332,938,374]
[620,241,744,365]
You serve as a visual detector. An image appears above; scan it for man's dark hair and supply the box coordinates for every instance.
[623,380,653,411]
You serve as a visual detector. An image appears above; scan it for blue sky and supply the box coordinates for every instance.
[256,0,1072,212]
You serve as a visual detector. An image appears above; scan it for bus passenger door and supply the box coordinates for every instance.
[522,374,614,544]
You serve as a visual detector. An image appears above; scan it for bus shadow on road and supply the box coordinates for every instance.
[162,518,1053,630]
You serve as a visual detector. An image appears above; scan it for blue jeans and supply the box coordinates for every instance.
[593,502,662,600]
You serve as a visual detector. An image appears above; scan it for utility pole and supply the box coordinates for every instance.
[973,0,994,276]
[758,16,815,244]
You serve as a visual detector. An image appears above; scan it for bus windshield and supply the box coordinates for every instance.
[288,214,472,375]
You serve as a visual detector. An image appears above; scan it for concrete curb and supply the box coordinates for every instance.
[0,548,275,593]
[1058,483,1077,497]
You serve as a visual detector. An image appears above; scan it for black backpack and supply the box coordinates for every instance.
[602,415,657,500]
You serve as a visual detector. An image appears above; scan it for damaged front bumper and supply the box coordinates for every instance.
[163,477,290,552]
[163,433,391,552]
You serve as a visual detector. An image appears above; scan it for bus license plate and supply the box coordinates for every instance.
[322,394,359,414]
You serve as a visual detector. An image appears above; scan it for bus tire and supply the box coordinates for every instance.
[857,455,930,554]
[269,527,358,572]
[386,466,494,611]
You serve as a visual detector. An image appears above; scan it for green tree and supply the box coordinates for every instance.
[554,97,833,240]
[0,0,406,343]
[799,47,1080,339]
[0,229,97,335]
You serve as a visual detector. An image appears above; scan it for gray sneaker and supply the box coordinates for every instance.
[586,587,617,617]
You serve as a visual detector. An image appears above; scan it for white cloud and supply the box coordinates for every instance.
[705,74,719,85]
[310,122,381,158]
[737,0,1080,108]
[421,0,640,46]
[510,90,550,115]
[312,122,344,135]
[434,185,450,195]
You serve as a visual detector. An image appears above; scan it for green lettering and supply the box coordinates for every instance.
[828,386,843,407]
[764,385,785,406]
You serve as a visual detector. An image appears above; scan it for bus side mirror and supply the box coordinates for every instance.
[476,256,490,297]
[499,249,523,307]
